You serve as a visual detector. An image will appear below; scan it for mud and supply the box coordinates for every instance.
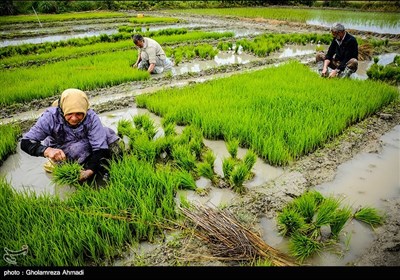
[1,12,399,267]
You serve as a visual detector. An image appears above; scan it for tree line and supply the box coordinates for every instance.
[1,0,399,16]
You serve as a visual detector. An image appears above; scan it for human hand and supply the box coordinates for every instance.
[329,69,339,78]
[44,147,66,162]
[321,67,327,77]
[79,169,94,182]
[132,62,138,68]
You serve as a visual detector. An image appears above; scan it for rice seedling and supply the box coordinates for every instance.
[330,207,353,238]
[196,161,217,185]
[242,149,257,174]
[129,16,180,24]
[173,7,400,29]
[202,149,216,166]
[116,119,135,138]
[226,138,239,159]
[130,133,158,165]
[353,206,385,228]
[171,144,197,172]
[52,161,83,187]
[313,196,341,228]
[229,163,248,194]
[277,207,307,236]
[250,257,273,267]
[173,169,197,190]
[136,60,398,166]
[222,157,236,180]
[133,113,157,140]
[288,232,323,263]
[276,191,385,262]
[0,124,21,164]
[291,190,324,223]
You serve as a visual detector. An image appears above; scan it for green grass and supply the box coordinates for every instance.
[136,60,398,166]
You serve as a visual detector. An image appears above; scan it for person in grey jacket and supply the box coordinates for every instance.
[20,88,121,182]
[132,34,173,74]
[316,23,359,78]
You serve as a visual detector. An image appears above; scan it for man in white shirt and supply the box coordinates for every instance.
[132,34,173,74]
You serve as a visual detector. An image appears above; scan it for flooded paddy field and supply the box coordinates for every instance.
[0,7,399,268]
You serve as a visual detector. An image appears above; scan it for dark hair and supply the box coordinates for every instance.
[132,34,144,44]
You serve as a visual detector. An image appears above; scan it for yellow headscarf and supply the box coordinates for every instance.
[53,89,89,117]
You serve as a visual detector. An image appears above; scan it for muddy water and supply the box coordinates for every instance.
[1,98,398,266]
[260,125,400,266]
[0,40,398,266]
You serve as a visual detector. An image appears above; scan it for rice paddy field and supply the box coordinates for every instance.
[0,4,399,271]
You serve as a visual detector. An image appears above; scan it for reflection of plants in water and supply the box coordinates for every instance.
[276,191,384,263]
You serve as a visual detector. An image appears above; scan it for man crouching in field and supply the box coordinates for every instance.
[132,34,173,74]
[316,23,358,78]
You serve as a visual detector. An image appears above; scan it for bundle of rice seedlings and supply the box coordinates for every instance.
[358,43,373,61]
[354,206,385,228]
[52,161,82,186]
[179,204,297,266]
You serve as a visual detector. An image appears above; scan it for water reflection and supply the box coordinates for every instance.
[1,30,116,47]
[307,18,400,34]
[261,125,400,266]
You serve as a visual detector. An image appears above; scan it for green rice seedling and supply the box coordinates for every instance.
[330,206,353,238]
[189,137,203,160]
[196,161,217,185]
[133,113,157,140]
[222,157,236,180]
[163,123,177,136]
[117,119,135,138]
[288,232,323,263]
[291,191,323,223]
[174,169,197,190]
[203,149,216,167]
[130,132,157,164]
[161,114,176,129]
[129,16,180,25]
[354,206,385,228]
[314,196,341,228]
[153,136,173,162]
[242,149,257,174]
[249,257,273,267]
[217,42,233,51]
[226,138,239,159]
[229,163,248,194]
[171,144,197,172]
[137,60,398,166]
[52,161,82,187]
[0,123,21,163]
[276,207,307,236]
[177,125,203,159]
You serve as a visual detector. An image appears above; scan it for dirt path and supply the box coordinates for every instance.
[1,12,399,267]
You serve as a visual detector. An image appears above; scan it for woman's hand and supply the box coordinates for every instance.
[79,169,94,182]
[44,147,66,162]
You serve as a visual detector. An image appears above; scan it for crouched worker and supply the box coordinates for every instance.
[316,23,358,78]
[132,34,173,74]
[21,88,122,182]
